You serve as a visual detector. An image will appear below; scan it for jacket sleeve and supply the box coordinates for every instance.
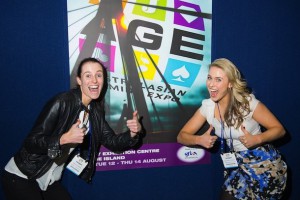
[100,120,141,152]
[23,97,63,159]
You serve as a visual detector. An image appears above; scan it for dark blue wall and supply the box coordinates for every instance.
[1,1,299,199]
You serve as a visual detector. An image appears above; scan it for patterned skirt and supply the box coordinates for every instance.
[223,144,287,200]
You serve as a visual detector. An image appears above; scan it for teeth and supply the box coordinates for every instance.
[89,86,98,89]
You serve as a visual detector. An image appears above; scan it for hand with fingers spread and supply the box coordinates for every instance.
[197,125,218,149]
[238,125,260,149]
[60,119,86,145]
[126,111,142,137]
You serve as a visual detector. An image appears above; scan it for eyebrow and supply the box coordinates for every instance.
[208,74,222,78]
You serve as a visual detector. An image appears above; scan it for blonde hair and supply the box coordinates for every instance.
[210,58,251,128]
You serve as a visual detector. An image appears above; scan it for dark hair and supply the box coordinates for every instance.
[77,57,108,105]
[77,57,104,77]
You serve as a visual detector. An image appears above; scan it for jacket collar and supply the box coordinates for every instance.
[72,87,93,112]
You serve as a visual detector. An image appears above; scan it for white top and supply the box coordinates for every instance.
[200,94,260,151]
[5,157,64,191]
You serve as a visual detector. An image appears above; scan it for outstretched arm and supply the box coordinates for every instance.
[177,109,217,149]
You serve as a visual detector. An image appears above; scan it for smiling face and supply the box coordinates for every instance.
[76,61,104,106]
[206,66,232,103]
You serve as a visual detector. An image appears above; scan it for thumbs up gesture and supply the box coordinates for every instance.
[239,125,258,149]
[126,111,142,137]
[60,119,85,145]
[198,125,218,149]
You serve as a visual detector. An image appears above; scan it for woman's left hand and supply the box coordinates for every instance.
[126,111,142,137]
[239,125,260,149]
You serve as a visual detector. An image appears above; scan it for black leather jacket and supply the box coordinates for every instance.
[14,88,140,182]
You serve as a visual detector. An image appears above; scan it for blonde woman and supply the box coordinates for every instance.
[177,58,287,199]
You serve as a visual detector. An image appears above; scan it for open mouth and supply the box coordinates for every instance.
[89,85,99,93]
[210,89,218,98]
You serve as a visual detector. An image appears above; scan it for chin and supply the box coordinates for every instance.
[92,95,100,99]
[210,97,219,102]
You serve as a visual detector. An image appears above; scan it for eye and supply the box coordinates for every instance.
[97,73,103,78]
[216,78,222,82]
[207,75,212,80]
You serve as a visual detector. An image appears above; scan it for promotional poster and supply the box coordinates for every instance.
[67,0,212,171]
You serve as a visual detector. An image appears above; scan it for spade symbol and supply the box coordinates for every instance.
[172,65,189,82]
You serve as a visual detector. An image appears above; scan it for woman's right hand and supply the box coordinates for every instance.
[197,125,218,149]
[59,119,85,145]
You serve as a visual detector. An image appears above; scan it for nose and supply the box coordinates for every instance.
[91,75,97,83]
[207,79,214,87]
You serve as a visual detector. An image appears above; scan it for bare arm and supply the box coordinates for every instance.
[177,109,217,148]
[239,102,285,148]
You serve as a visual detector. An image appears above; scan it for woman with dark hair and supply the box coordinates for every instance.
[1,57,143,200]
[177,58,287,200]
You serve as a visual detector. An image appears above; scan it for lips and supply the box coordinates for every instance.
[210,89,217,98]
[88,85,99,93]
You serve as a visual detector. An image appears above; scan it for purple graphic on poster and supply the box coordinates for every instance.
[96,143,210,171]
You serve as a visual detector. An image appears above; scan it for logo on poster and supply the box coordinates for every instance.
[177,146,205,163]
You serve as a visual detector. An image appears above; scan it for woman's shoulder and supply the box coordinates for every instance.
[200,98,215,120]
[248,93,260,104]
[45,90,78,106]
[248,93,260,113]
[201,98,214,106]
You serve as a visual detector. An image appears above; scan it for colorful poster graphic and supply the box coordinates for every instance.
[67,0,212,171]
